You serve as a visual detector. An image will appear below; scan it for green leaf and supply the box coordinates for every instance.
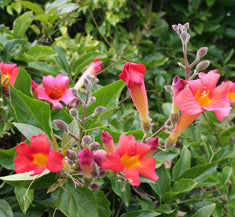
[94,190,111,217]
[27,45,56,61]
[51,180,98,217]
[110,176,130,207]
[213,147,235,161]
[2,39,27,62]
[28,61,61,75]
[192,204,216,217]
[153,149,179,161]
[0,170,56,189]
[53,46,71,73]
[13,11,33,38]
[14,67,32,97]
[18,1,44,14]
[82,80,125,128]
[45,0,69,14]
[224,49,234,64]
[172,146,191,181]
[10,85,52,138]
[179,162,217,183]
[13,123,48,141]
[150,165,170,200]
[172,178,197,193]
[0,147,16,170]
[0,199,13,217]
[218,126,235,144]
[54,3,79,15]
[15,186,34,213]
[73,52,107,77]
[120,210,160,217]
[205,0,215,6]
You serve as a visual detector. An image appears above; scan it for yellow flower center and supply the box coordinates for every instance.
[121,153,141,169]
[48,89,63,99]
[227,91,235,100]
[1,72,11,88]
[33,153,48,167]
[194,90,212,107]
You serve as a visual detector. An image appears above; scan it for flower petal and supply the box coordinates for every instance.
[115,134,136,157]
[102,152,123,172]
[30,134,50,154]
[15,142,34,155]
[46,150,64,172]
[137,158,159,181]
[14,155,35,173]
[123,168,140,186]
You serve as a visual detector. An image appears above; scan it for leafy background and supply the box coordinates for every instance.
[0,0,235,216]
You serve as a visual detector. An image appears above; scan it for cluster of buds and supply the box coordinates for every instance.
[53,73,108,189]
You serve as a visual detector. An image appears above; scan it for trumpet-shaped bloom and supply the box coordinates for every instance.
[119,62,151,133]
[14,134,64,176]
[36,74,76,108]
[222,80,235,103]
[175,70,231,120]
[102,134,158,186]
[101,131,115,153]
[0,62,19,89]
[74,59,102,90]
[165,70,232,150]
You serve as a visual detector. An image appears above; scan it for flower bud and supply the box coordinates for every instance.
[94,149,106,167]
[82,135,92,145]
[197,47,208,58]
[89,142,100,151]
[196,61,211,72]
[67,149,77,160]
[90,183,99,190]
[70,88,78,96]
[99,170,106,178]
[94,106,106,114]
[70,108,78,117]
[53,119,68,131]
[184,22,189,30]
[88,96,96,104]
[83,78,89,89]
[78,148,94,178]
[145,137,159,157]
[101,131,115,153]
[164,85,172,93]
[180,31,190,42]
[172,25,178,31]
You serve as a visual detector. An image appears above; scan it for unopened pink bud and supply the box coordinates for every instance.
[82,135,92,145]
[89,142,100,151]
[147,137,159,151]
[94,149,106,167]
[184,22,189,30]
[67,149,77,160]
[101,131,115,153]
[94,106,106,114]
[164,85,172,93]
[78,148,94,178]
[172,25,178,31]
[70,108,78,117]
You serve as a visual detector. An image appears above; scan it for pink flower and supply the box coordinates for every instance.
[94,149,106,167]
[14,134,64,176]
[36,74,76,108]
[102,134,158,186]
[78,148,94,178]
[74,59,102,90]
[119,62,151,133]
[0,62,19,89]
[221,80,235,103]
[165,70,232,150]
[101,131,115,153]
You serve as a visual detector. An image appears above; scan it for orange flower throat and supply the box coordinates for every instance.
[194,90,212,107]
[121,153,141,169]
[33,153,48,167]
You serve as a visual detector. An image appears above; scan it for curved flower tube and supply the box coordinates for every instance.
[0,62,19,89]
[36,74,76,108]
[119,62,151,133]
[74,59,102,90]
[165,70,232,150]
[102,134,158,186]
[14,134,64,176]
